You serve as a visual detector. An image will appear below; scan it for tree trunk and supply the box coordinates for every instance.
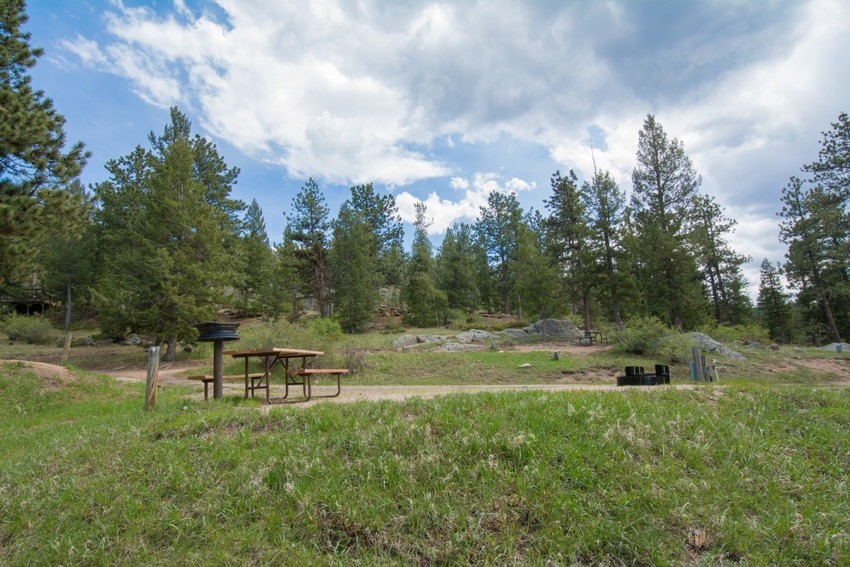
[61,282,72,364]
[165,336,178,362]
[706,263,722,323]
[808,252,842,342]
[603,235,623,330]
[582,293,591,333]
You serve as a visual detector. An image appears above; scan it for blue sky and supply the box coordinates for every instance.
[24,0,850,293]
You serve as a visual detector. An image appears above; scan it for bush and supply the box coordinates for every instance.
[1,314,56,344]
[656,333,695,363]
[308,317,344,341]
[235,317,343,353]
[615,316,670,355]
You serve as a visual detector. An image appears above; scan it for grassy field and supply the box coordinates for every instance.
[1,345,848,565]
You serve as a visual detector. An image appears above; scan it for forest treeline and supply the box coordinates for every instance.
[2,2,848,359]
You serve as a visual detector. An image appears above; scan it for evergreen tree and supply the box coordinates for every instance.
[757,259,792,342]
[779,176,846,342]
[546,170,594,331]
[630,114,707,329]
[514,210,560,321]
[270,235,301,321]
[346,183,405,286]
[330,205,379,332]
[93,108,244,360]
[436,223,480,312]
[234,199,274,316]
[0,0,88,282]
[476,191,522,314]
[581,169,630,329]
[402,202,447,326]
[778,113,850,342]
[691,194,752,324]
[286,178,331,316]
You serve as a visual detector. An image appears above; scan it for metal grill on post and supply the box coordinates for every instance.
[194,322,241,400]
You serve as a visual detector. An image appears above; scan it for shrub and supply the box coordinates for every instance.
[308,317,344,341]
[1,314,56,344]
[615,316,670,355]
[656,333,695,363]
[236,317,343,353]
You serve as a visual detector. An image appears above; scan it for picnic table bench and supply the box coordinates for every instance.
[578,330,608,346]
[286,368,350,399]
[188,373,266,400]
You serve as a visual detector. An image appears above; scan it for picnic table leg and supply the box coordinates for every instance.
[243,357,250,398]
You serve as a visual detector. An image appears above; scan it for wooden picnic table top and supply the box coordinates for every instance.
[223,347,324,358]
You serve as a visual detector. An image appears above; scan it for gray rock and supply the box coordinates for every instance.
[500,328,529,339]
[456,329,498,343]
[769,343,781,351]
[392,334,420,348]
[120,334,142,346]
[690,332,746,360]
[435,342,486,352]
[421,335,448,344]
[821,342,850,352]
[522,318,583,339]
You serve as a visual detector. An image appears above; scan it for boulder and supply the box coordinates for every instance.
[523,318,583,339]
[500,328,528,339]
[436,342,486,352]
[456,329,498,343]
[392,334,420,348]
[690,332,746,360]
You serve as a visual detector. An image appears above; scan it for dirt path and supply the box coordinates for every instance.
[92,357,695,407]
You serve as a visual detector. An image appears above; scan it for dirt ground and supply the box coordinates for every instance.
[4,351,691,408]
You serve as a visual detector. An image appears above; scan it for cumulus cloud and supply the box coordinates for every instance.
[397,172,536,234]
[60,0,849,292]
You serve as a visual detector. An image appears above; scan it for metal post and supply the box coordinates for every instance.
[691,347,702,381]
[213,339,224,400]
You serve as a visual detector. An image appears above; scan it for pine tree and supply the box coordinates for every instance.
[436,223,480,312]
[514,210,560,321]
[234,199,274,316]
[0,0,88,282]
[691,195,752,324]
[546,170,593,331]
[286,178,331,316]
[581,169,630,329]
[330,205,379,332]
[777,112,850,342]
[757,259,792,342]
[630,114,707,329]
[93,108,244,360]
[347,183,405,287]
[476,191,522,314]
[402,203,447,326]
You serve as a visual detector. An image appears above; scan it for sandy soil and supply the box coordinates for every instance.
[90,354,692,407]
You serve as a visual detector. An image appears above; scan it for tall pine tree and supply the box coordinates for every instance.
[93,108,244,360]
[630,114,707,329]
[402,202,447,326]
[286,178,331,316]
[1,0,88,282]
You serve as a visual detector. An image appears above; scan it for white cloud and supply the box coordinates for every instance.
[397,172,535,234]
[60,0,849,282]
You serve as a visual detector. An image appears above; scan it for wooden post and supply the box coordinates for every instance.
[144,346,161,411]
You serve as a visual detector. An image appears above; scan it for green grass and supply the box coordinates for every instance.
[1,362,848,565]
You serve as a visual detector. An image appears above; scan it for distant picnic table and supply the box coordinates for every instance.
[578,330,608,346]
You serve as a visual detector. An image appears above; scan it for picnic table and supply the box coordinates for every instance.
[578,330,608,346]
[223,347,348,404]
